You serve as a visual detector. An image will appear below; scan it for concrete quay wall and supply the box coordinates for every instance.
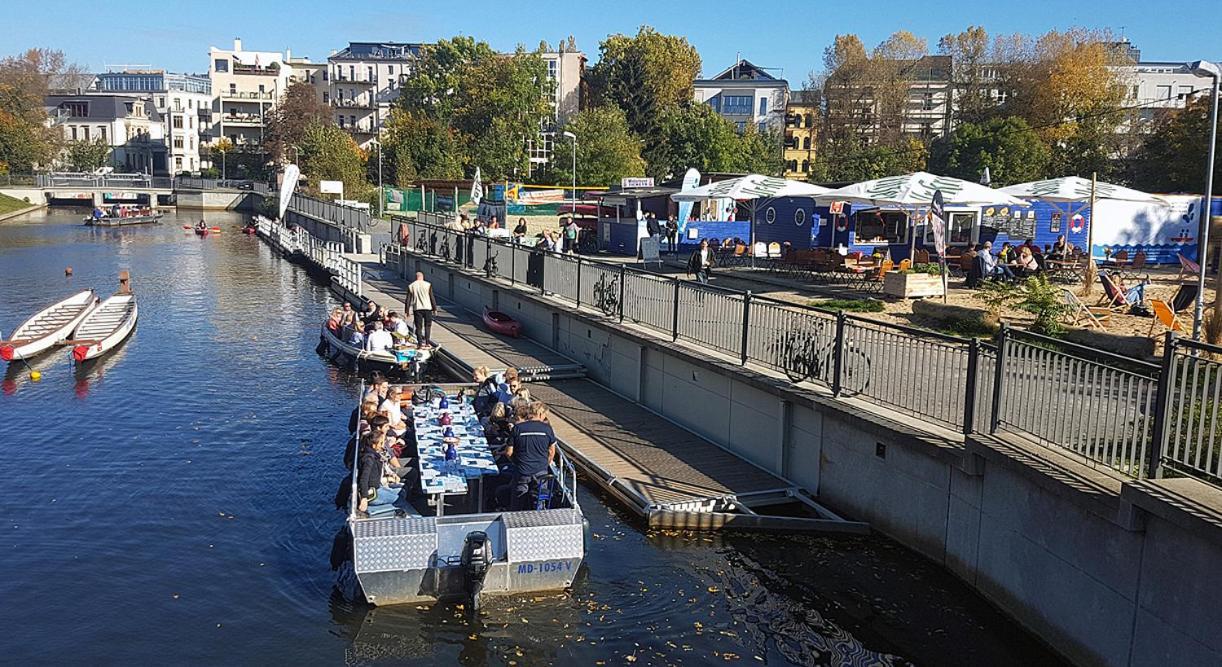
[398,251,1222,667]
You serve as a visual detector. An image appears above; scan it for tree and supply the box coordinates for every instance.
[928,116,1049,186]
[551,107,645,187]
[299,123,367,195]
[208,138,234,178]
[1126,96,1222,192]
[645,103,742,179]
[0,48,89,172]
[63,139,110,171]
[590,27,702,138]
[264,80,332,163]
[736,126,783,176]
[809,137,928,182]
[938,26,997,124]
[380,109,463,184]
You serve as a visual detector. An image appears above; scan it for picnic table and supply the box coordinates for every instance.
[412,396,501,516]
[1045,258,1085,284]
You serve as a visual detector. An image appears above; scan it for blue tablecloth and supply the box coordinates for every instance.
[412,398,500,495]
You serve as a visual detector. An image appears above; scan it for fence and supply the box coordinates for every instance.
[385,214,1222,493]
[288,193,371,231]
[175,176,270,194]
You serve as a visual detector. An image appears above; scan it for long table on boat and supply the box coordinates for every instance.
[412,395,500,516]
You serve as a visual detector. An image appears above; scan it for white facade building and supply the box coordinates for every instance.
[694,60,789,134]
[45,93,163,173]
[528,48,586,173]
[1119,61,1214,131]
[327,42,422,149]
[208,38,295,152]
[93,70,212,174]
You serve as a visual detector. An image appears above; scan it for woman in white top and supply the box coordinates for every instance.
[379,385,408,436]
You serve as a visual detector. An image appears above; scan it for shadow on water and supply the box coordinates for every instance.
[0,209,1066,666]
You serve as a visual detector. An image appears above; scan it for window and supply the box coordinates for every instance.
[795,208,807,226]
[189,116,193,129]
[188,99,193,110]
[1156,85,1173,100]
[722,95,753,115]
[349,65,355,80]
[1179,85,1196,99]
[338,116,345,128]
[173,116,184,129]
[322,69,328,81]
[82,126,90,141]
[229,83,236,95]
[706,97,721,113]
[764,206,776,224]
[758,121,767,133]
[173,137,184,149]
[63,101,88,117]
[923,211,976,246]
[258,84,265,94]
[855,210,908,245]
[100,126,106,142]
[159,97,167,109]
[758,97,768,116]
[922,92,934,110]
[175,156,182,169]
[70,126,77,141]
[214,58,229,73]
[802,137,811,150]
[387,64,394,75]
[735,121,746,133]
[367,66,374,81]
[801,159,809,173]
[322,91,329,104]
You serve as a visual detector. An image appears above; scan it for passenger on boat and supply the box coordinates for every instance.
[364,320,395,354]
[364,372,390,404]
[504,400,557,511]
[386,311,411,341]
[473,365,507,416]
[337,302,359,330]
[482,401,513,451]
[348,320,366,346]
[350,394,380,434]
[379,385,409,436]
[356,431,402,515]
[360,300,379,326]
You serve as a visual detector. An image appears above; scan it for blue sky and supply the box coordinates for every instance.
[5,0,1216,83]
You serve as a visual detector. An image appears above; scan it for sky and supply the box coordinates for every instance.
[4,0,1218,82]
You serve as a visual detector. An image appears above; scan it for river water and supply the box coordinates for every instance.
[0,208,1065,665]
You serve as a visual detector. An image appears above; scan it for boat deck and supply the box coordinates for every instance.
[357,261,859,532]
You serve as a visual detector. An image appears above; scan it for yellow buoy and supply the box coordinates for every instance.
[30,370,41,381]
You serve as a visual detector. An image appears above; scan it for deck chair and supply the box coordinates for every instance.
[1098,271,1147,313]
[1149,300,1184,336]
[1130,250,1147,272]
[1178,253,1201,283]
[914,249,931,264]
[767,242,782,258]
[1171,282,1200,313]
[1063,288,1111,329]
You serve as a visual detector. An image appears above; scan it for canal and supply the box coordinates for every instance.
[0,208,1065,665]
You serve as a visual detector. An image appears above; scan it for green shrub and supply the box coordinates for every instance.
[1016,275,1071,335]
[811,298,886,313]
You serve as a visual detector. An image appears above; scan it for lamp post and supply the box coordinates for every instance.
[1189,60,1220,341]
[562,130,577,241]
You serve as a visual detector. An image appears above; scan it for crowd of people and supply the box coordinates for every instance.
[325,272,437,353]
[344,366,561,517]
[965,235,1079,287]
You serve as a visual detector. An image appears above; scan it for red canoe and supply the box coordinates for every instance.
[482,307,521,337]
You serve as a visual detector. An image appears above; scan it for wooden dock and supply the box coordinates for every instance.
[352,257,865,533]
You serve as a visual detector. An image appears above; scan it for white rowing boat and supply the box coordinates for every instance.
[319,323,433,374]
[67,292,137,363]
[1,290,98,362]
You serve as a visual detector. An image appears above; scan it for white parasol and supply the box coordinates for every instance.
[816,171,1028,207]
[998,176,1166,204]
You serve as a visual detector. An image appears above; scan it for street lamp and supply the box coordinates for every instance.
[562,131,577,245]
[1189,60,1220,340]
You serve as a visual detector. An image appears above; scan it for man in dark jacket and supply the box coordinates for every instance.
[686,239,716,284]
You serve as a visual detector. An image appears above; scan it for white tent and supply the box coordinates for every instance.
[669,175,831,263]
[816,172,1027,208]
[998,176,1165,204]
[669,174,830,202]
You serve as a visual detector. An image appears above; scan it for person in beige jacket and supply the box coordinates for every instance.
[404,272,436,349]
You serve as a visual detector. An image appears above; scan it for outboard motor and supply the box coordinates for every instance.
[460,530,492,614]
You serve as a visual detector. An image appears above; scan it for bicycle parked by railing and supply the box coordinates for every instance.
[591,273,620,317]
[772,329,871,391]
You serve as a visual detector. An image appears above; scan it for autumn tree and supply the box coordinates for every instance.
[0,48,89,172]
[264,80,332,163]
[380,109,463,184]
[1126,96,1222,192]
[928,116,1049,185]
[590,27,702,139]
[550,106,645,187]
[938,26,997,124]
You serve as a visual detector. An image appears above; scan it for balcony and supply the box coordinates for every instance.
[332,75,377,86]
[219,90,275,101]
[232,64,281,76]
[221,113,263,126]
[334,98,376,110]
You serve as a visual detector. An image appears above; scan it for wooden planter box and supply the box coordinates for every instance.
[883,271,944,298]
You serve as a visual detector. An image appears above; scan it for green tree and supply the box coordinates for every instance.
[1126,96,1222,192]
[62,138,110,171]
[928,116,1049,186]
[809,137,928,182]
[736,126,783,176]
[380,109,464,184]
[645,103,742,179]
[299,123,367,196]
[551,106,645,187]
[590,27,702,138]
[264,80,332,163]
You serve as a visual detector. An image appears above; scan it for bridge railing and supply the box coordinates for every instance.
[384,214,1222,492]
[288,193,371,231]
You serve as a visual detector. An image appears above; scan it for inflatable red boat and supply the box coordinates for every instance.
[482,307,521,337]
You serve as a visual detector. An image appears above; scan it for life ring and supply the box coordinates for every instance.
[1070,214,1085,233]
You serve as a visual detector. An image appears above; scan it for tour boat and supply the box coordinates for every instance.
[338,382,587,609]
[67,291,137,364]
[482,307,522,337]
[83,206,163,226]
[0,290,98,362]
[318,322,433,377]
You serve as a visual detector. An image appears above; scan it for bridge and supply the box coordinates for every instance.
[0,173,270,208]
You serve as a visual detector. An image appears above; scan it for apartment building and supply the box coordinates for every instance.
[902,56,953,140]
[327,42,422,148]
[1119,60,1214,131]
[528,47,586,174]
[783,90,819,179]
[93,70,211,174]
[45,93,164,173]
[208,38,295,153]
[694,59,790,134]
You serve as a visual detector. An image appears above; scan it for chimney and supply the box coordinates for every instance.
[234,37,242,52]
[285,48,292,62]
